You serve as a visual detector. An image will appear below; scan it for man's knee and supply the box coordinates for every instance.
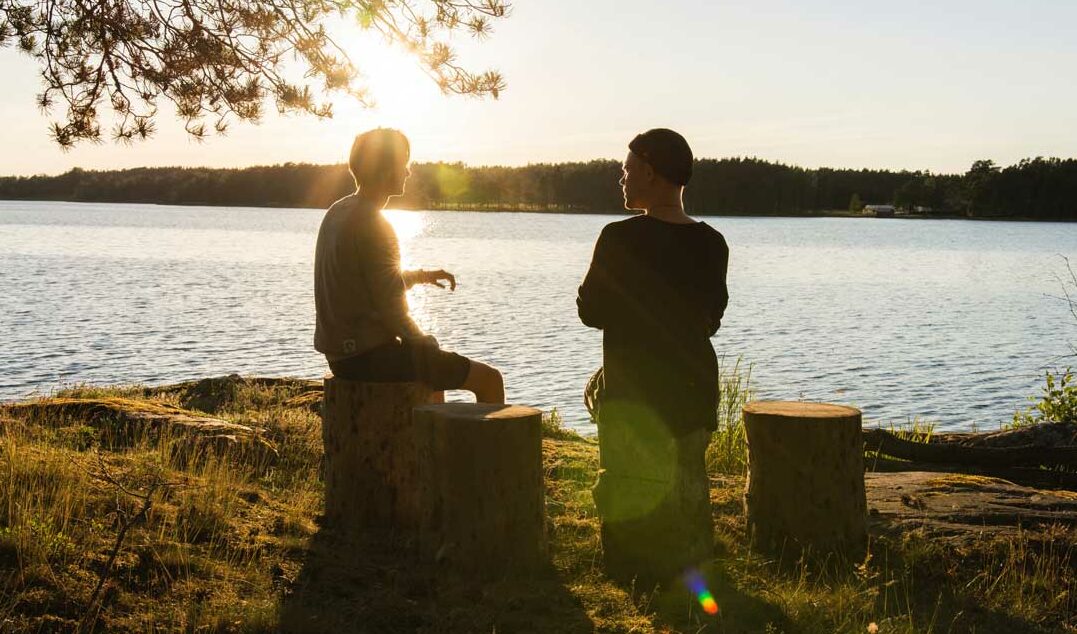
[485,365,504,391]
[469,360,500,385]
[462,360,504,399]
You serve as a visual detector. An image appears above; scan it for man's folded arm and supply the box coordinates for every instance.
[578,228,615,329]
[708,241,730,336]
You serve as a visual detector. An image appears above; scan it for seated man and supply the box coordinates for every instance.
[314,128,504,403]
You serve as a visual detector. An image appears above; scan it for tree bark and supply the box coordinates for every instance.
[413,403,546,573]
[321,377,432,534]
[744,401,866,557]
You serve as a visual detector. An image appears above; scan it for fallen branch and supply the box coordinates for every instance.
[864,427,1077,469]
[867,455,1077,491]
[78,455,185,632]
[924,421,1077,448]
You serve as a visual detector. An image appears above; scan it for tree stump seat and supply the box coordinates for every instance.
[322,377,432,533]
[413,403,546,573]
[322,376,546,574]
[743,401,866,557]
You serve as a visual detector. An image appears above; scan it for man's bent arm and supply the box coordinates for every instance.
[402,269,424,289]
[358,233,426,340]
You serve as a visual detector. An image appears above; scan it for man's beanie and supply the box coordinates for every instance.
[628,128,694,186]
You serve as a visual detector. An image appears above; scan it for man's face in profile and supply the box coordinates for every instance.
[385,155,411,198]
[620,151,650,211]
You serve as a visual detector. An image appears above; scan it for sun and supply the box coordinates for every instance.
[331,33,443,133]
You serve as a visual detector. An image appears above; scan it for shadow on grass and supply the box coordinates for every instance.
[279,525,594,633]
[623,563,789,634]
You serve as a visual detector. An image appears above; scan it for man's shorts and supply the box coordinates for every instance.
[328,338,471,391]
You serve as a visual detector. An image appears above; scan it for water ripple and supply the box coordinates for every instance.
[3,201,1077,434]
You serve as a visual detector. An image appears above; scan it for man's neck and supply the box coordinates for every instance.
[355,189,390,210]
[645,198,693,224]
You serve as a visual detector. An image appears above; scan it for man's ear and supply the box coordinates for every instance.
[641,162,656,184]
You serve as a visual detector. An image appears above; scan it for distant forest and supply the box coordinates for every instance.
[1,157,1075,219]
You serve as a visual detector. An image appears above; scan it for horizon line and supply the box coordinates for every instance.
[4,154,1075,180]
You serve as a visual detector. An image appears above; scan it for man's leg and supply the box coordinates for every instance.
[593,405,677,585]
[460,360,505,404]
[412,341,503,404]
[673,428,714,570]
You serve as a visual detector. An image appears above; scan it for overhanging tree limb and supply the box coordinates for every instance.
[0,0,509,147]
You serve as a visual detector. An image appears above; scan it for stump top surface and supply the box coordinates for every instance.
[744,400,861,419]
[413,403,542,421]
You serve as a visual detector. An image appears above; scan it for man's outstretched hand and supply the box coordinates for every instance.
[425,269,456,291]
[403,268,457,291]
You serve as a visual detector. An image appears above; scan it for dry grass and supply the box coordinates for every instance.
[0,378,321,632]
[0,377,1073,632]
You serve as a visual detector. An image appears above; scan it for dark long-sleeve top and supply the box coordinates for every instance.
[314,194,424,361]
[577,215,730,436]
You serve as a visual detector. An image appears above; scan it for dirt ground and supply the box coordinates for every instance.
[866,471,1077,544]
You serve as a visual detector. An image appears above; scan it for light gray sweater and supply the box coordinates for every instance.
[313,195,424,361]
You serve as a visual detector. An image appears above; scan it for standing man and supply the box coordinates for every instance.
[315,128,504,403]
[578,128,729,585]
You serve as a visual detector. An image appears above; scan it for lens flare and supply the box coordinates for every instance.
[683,569,720,616]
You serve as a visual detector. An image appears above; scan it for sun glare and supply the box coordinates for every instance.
[383,209,425,242]
[382,209,425,270]
[331,33,440,136]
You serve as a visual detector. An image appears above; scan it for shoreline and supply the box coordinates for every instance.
[0,372,1034,437]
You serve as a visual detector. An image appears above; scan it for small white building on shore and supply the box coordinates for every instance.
[863,204,896,217]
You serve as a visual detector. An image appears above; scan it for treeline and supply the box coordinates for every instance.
[1,157,1075,219]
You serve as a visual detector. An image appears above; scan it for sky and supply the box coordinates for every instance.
[1,0,1076,176]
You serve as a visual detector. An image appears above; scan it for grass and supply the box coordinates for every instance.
[706,356,754,477]
[0,376,1073,632]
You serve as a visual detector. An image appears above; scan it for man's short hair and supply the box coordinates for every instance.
[628,128,693,186]
[349,128,410,187]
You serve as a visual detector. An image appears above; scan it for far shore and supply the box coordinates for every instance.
[0,197,1051,221]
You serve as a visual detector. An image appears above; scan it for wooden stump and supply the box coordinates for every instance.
[321,376,431,534]
[413,403,547,573]
[743,401,866,557]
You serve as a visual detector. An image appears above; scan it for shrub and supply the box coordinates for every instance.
[1014,368,1077,426]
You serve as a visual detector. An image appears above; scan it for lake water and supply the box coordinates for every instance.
[2,200,1075,434]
